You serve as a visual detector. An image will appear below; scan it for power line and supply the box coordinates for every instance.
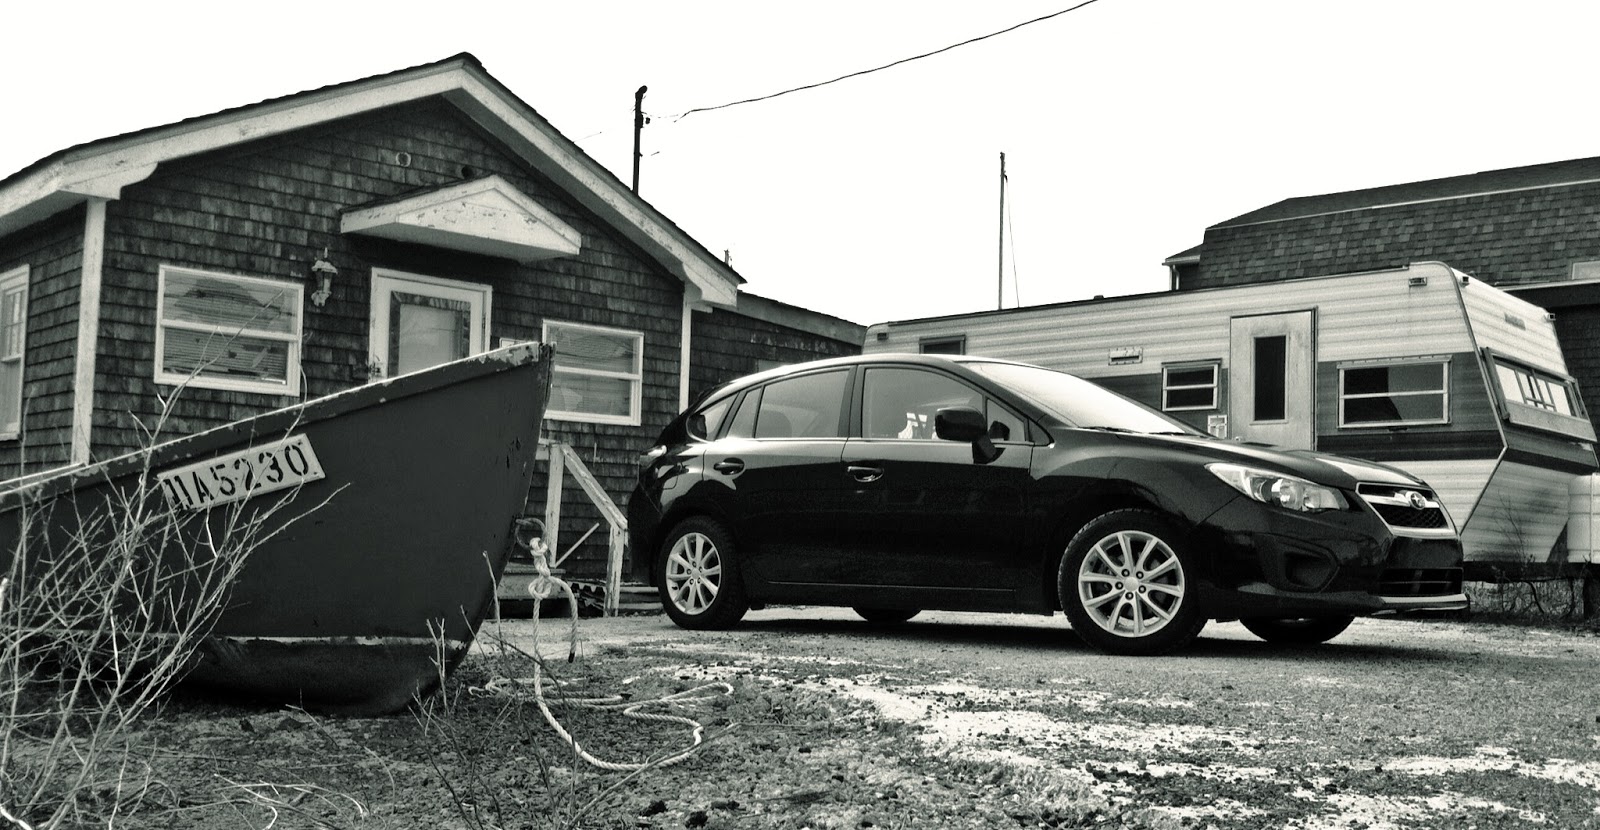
[673,1,1103,120]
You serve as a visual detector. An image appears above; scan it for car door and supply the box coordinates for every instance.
[835,365,1034,602]
[701,367,852,586]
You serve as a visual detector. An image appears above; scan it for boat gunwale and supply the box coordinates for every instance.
[0,342,553,508]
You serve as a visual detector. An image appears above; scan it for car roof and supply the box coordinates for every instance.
[709,353,1025,397]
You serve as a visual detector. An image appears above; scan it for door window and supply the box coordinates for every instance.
[1253,335,1287,422]
[369,270,490,380]
[863,367,1025,442]
[753,370,848,439]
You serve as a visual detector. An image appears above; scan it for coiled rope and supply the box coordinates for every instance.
[473,519,732,772]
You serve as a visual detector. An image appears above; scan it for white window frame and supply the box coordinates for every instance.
[1162,361,1219,411]
[1337,357,1450,428]
[154,265,303,396]
[0,265,28,439]
[542,319,644,426]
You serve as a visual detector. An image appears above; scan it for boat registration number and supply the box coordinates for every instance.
[157,434,326,512]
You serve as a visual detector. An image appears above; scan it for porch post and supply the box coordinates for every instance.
[71,198,107,465]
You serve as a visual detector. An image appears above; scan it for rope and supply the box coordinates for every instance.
[474,519,733,772]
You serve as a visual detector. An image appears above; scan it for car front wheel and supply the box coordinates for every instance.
[658,517,749,630]
[1240,615,1354,645]
[1058,509,1207,656]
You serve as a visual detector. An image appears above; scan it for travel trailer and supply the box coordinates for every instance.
[864,262,1598,579]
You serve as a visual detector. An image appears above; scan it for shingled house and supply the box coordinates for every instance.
[0,54,862,592]
[1164,156,1600,439]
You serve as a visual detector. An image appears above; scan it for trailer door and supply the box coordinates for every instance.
[1229,311,1315,448]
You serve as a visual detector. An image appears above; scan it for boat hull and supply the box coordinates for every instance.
[2,343,553,714]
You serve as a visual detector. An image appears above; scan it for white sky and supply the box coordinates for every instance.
[5,1,1600,327]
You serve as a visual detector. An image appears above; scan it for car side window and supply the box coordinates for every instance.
[754,370,848,439]
[864,367,1027,442]
[688,395,735,440]
[724,388,761,439]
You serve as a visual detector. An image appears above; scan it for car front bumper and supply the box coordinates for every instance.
[1195,495,1467,620]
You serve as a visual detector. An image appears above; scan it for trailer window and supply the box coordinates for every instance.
[1494,362,1579,417]
[919,336,966,355]
[1339,360,1449,427]
[1163,363,1219,411]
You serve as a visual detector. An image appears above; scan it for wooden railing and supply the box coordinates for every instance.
[539,440,628,616]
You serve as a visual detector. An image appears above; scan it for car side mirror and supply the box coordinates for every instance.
[934,406,1003,465]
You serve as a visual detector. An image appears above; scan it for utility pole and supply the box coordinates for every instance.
[998,152,1007,310]
[632,85,648,193]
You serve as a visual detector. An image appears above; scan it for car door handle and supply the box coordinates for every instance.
[713,459,745,475]
[848,464,884,483]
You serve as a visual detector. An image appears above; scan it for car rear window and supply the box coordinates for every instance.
[753,370,849,439]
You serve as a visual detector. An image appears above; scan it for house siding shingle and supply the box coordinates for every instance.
[1194,181,1600,290]
[0,208,84,475]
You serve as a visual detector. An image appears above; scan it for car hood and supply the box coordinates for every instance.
[1123,433,1428,489]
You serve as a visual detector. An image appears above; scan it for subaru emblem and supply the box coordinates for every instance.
[1405,490,1428,510]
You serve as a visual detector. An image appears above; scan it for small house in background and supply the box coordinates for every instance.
[0,54,862,605]
[864,262,1599,580]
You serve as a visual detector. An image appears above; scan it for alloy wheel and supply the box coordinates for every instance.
[1076,529,1186,638]
[665,531,722,615]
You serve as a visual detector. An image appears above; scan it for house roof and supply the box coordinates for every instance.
[1211,155,1600,230]
[0,53,743,308]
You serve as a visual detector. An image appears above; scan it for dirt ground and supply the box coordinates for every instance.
[45,607,1600,829]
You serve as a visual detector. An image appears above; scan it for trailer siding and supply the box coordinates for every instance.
[1381,458,1498,538]
[1459,460,1575,570]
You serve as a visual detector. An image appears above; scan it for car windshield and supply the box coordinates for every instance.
[963,361,1202,436]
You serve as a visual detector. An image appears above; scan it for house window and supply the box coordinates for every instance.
[1339,358,1449,427]
[0,266,27,438]
[919,336,966,355]
[155,266,302,395]
[1493,360,1580,417]
[543,320,643,425]
[1162,362,1219,411]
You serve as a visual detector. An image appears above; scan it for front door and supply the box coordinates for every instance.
[835,365,1033,604]
[368,270,491,380]
[1228,311,1315,448]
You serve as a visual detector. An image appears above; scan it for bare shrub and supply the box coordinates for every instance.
[0,421,329,827]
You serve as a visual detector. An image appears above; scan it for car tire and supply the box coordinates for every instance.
[1058,509,1207,656]
[1240,615,1354,645]
[658,517,749,631]
[853,607,920,624]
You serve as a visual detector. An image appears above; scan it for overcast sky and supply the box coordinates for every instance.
[6,1,1600,327]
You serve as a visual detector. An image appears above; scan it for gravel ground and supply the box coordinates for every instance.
[45,607,1600,829]
[485,607,1600,829]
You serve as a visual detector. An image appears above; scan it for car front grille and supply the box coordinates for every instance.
[1357,483,1451,532]
[1378,567,1463,597]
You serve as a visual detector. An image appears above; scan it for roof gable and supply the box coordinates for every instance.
[0,53,740,307]
[342,175,582,264]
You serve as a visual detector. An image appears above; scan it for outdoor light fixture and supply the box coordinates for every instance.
[310,248,338,307]
[1409,275,1428,287]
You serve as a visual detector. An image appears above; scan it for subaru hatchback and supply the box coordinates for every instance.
[627,354,1467,655]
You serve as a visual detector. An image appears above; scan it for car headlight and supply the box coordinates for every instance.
[1206,463,1348,512]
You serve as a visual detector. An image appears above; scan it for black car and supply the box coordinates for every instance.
[627,354,1467,655]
